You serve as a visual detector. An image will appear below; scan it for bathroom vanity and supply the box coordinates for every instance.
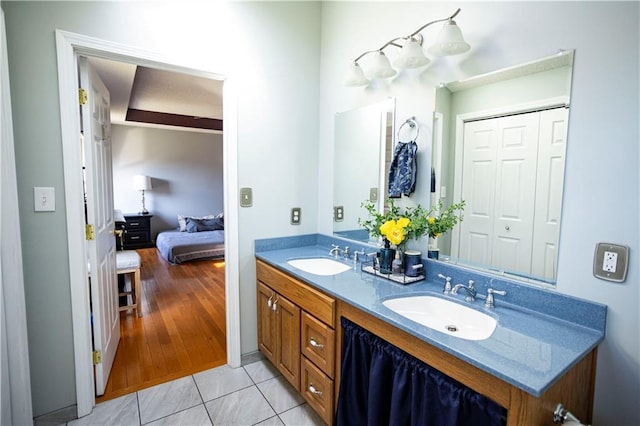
[255,235,606,426]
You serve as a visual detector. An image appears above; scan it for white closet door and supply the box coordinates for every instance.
[531,108,569,280]
[491,112,540,275]
[459,112,540,275]
[458,119,498,267]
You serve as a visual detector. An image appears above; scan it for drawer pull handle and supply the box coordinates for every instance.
[309,338,324,349]
[308,384,323,396]
[130,222,140,225]
[130,236,140,240]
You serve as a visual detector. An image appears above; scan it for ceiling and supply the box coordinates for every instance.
[88,57,223,133]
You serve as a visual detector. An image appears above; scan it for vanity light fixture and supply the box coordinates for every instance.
[344,8,470,87]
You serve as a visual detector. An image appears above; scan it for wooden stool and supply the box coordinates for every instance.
[116,251,142,317]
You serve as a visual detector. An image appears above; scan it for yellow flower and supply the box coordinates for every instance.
[427,217,436,225]
[379,218,411,246]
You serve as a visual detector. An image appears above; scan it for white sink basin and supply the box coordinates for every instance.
[287,257,351,276]
[382,295,497,341]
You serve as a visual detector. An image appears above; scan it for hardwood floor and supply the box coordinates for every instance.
[97,248,227,403]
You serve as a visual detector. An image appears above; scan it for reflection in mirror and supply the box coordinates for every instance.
[433,50,574,285]
[333,99,395,242]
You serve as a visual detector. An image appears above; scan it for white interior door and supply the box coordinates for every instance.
[79,56,119,396]
[457,118,498,266]
[531,108,568,280]
[491,113,540,274]
[458,112,540,274]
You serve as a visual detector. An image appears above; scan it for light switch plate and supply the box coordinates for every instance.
[34,187,55,212]
[369,187,378,202]
[240,187,252,207]
[593,242,629,283]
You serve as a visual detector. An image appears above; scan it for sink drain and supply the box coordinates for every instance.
[445,325,458,333]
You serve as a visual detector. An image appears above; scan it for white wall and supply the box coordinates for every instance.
[318,2,639,424]
[111,125,224,235]
[3,0,320,417]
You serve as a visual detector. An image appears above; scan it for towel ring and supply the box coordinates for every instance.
[398,117,419,142]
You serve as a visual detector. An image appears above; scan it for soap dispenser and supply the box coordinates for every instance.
[392,252,403,274]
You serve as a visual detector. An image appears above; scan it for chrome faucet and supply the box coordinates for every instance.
[329,244,342,258]
[438,273,452,294]
[452,280,476,302]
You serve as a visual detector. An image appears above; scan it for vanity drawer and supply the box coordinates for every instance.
[301,357,334,425]
[256,260,335,327]
[301,312,335,378]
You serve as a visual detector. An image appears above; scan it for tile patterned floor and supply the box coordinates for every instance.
[65,358,325,425]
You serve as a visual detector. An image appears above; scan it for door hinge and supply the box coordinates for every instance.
[92,350,102,365]
[85,224,95,240]
[79,88,87,105]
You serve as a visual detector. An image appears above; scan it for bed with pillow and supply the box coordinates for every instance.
[156,214,225,264]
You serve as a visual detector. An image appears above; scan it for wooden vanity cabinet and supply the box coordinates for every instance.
[257,281,300,389]
[256,260,336,425]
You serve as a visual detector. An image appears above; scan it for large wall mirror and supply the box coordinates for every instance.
[333,98,395,242]
[434,50,574,285]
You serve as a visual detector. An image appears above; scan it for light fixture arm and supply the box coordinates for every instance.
[408,8,461,40]
[350,8,462,64]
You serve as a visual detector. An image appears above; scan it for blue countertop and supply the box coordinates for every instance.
[255,234,607,397]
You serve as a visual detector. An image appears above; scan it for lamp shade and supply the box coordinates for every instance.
[370,52,397,79]
[344,62,369,86]
[393,38,430,69]
[133,175,152,191]
[428,20,470,56]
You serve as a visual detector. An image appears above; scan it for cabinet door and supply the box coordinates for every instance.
[257,282,276,363]
[276,294,301,391]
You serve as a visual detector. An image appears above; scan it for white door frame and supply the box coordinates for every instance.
[1,9,33,425]
[55,30,241,417]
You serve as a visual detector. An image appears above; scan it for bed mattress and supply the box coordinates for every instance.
[156,228,225,264]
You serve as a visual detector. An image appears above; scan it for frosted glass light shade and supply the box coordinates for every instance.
[133,175,152,191]
[428,20,470,56]
[393,38,430,69]
[344,62,369,86]
[370,52,397,79]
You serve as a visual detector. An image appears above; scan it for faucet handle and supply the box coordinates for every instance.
[438,274,452,294]
[484,288,507,308]
[468,280,475,289]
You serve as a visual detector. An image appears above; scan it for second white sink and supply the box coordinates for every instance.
[287,257,351,276]
[382,295,497,341]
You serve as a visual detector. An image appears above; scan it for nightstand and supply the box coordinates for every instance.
[122,214,154,249]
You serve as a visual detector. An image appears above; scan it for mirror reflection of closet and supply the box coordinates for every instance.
[333,98,395,242]
[433,50,574,284]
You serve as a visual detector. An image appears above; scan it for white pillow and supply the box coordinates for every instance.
[178,213,220,232]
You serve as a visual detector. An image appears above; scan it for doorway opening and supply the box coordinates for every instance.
[56,30,240,418]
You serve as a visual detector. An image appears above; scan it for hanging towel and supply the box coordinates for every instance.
[388,141,418,198]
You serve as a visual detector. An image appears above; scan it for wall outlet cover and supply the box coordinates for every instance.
[291,207,301,225]
[334,206,344,222]
[593,242,629,283]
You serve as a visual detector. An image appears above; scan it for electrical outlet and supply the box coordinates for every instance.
[602,251,618,273]
[291,207,301,225]
[334,206,344,222]
[593,242,629,283]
